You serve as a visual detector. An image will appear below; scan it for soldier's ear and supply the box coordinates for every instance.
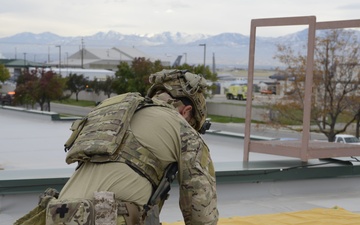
[180,105,193,121]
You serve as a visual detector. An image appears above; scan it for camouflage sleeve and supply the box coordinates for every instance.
[178,127,219,225]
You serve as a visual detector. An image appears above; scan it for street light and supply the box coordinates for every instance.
[199,44,206,74]
[183,52,187,64]
[56,45,61,75]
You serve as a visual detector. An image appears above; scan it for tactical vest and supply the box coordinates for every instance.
[64,92,173,187]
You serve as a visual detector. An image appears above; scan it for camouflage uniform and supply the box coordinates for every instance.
[59,97,218,224]
[15,69,218,225]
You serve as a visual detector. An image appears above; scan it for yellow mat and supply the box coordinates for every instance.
[162,207,360,225]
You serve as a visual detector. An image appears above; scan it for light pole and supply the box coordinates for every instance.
[199,44,206,74]
[56,45,61,75]
[66,52,69,76]
[23,53,27,66]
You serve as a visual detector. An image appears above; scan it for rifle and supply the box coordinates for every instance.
[148,162,178,206]
[143,163,178,225]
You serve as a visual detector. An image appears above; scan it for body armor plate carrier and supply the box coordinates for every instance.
[64,92,170,187]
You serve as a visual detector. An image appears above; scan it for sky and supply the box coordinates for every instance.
[0,0,359,38]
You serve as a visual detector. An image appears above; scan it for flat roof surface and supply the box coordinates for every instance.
[1,107,360,224]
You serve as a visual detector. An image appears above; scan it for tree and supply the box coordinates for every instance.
[174,63,217,82]
[92,76,115,98]
[14,69,38,108]
[346,95,360,138]
[174,63,218,97]
[14,68,65,111]
[0,64,10,88]
[65,73,87,101]
[131,57,155,96]
[113,61,133,95]
[113,58,217,97]
[102,76,115,98]
[269,29,360,141]
[37,70,65,111]
[113,58,165,96]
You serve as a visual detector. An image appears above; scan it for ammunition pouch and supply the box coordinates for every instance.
[45,191,141,225]
[46,198,94,225]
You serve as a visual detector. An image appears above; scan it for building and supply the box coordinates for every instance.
[0,59,46,81]
[48,46,159,71]
[1,46,165,82]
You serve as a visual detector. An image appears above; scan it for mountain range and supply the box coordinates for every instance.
[0,29,356,68]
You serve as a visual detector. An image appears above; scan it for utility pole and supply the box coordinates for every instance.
[56,45,61,75]
[81,38,84,69]
[199,44,206,75]
[212,52,216,75]
[48,46,50,63]
[23,53,26,66]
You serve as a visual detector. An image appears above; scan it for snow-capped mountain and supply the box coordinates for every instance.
[2,29,357,67]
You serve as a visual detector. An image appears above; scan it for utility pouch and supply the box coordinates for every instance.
[64,118,88,152]
[94,191,117,225]
[46,198,94,225]
[143,205,160,225]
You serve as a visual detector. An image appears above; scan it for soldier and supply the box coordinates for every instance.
[15,69,218,225]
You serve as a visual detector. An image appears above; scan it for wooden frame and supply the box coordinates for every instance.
[243,16,360,162]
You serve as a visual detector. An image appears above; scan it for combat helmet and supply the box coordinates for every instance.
[147,69,208,132]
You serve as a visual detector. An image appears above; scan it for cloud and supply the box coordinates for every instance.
[337,3,360,10]
[1,0,359,38]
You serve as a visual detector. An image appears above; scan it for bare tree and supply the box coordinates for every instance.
[269,29,360,142]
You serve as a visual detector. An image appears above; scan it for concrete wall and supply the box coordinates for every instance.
[206,102,266,121]
[1,83,267,121]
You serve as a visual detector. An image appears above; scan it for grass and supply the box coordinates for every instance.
[207,114,263,124]
[207,114,245,123]
[53,100,261,124]
[53,99,97,107]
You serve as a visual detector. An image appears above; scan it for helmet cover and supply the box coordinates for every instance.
[147,69,208,131]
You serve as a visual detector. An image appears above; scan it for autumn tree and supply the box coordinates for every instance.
[0,64,10,88]
[15,68,65,111]
[131,57,154,96]
[37,70,65,111]
[14,69,39,108]
[65,73,87,101]
[269,29,360,141]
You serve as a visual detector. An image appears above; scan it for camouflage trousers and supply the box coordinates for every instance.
[15,189,141,225]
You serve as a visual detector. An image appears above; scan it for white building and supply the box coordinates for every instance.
[49,46,163,71]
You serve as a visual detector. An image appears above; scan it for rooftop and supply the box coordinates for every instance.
[1,105,360,225]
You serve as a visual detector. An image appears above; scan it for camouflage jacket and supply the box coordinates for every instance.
[63,92,218,224]
[177,121,219,225]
